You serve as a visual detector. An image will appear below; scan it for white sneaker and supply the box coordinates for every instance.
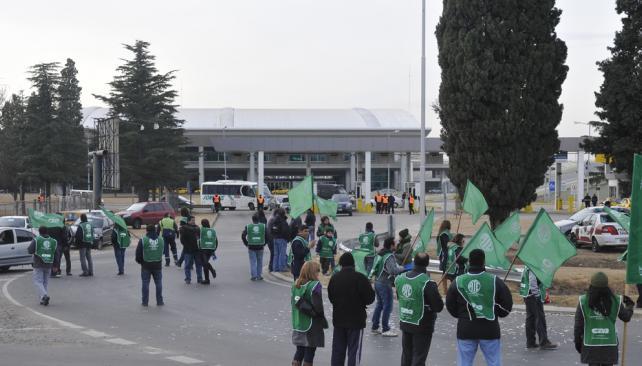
[382,330,398,337]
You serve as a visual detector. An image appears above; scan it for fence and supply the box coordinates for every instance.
[0,196,94,216]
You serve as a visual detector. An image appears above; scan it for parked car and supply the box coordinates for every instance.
[332,194,353,216]
[554,206,629,238]
[0,216,32,230]
[116,202,176,229]
[570,212,628,252]
[0,227,36,271]
[70,215,114,250]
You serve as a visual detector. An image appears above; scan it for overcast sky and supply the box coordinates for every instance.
[0,0,621,136]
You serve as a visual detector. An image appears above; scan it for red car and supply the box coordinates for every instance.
[117,202,175,229]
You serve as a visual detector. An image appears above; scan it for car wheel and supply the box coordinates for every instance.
[230,207,236,211]
[248,203,255,211]
[0,266,10,273]
[591,237,601,252]
[569,233,578,247]
[133,219,142,229]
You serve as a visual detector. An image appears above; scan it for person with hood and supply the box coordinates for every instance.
[328,253,375,366]
[371,237,406,337]
[291,261,327,366]
[28,226,57,305]
[394,228,413,266]
[573,271,634,366]
[446,249,513,366]
[179,216,202,284]
[135,224,164,306]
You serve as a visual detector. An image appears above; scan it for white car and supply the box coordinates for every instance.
[569,212,628,252]
[555,206,629,238]
[0,227,36,271]
[0,216,32,230]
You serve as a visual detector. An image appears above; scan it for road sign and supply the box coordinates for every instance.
[549,181,555,192]
[554,150,568,162]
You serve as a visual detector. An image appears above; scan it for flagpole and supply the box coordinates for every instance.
[455,210,463,234]
[621,284,630,366]
[502,249,519,282]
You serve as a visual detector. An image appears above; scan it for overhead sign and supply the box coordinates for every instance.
[554,150,568,162]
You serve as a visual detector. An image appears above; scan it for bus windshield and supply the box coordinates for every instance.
[202,184,242,195]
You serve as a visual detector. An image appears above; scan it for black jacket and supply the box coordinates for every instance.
[74,221,93,248]
[399,266,444,335]
[268,215,289,241]
[327,266,376,329]
[135,232,162,271]
[179,223,200,254]
[48,227,68,249]
[290,237,310,278]
[445,266,513,339]
[289,217,302,241]
[304,211,316,227]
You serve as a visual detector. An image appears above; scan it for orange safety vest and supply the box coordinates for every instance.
[409,196,415,204]
[257,196,265,204]
[213,194,221,203]
[382,196,389,204]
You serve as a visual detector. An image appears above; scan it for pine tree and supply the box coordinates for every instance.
[583,0,642,194]
[436,0,568,227]
[95,40,186,201]
[0,94,28,199]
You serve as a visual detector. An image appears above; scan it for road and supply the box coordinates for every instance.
[0,210,640,366]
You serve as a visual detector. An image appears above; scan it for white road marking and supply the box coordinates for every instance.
[82,329,110,338]
[143,346,166,355]
[166,355,204,364]
[105,337,137,345]
[0,277,19,282]
[0,327,61,331]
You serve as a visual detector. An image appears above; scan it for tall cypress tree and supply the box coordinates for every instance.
[0,94,28,199]
[583,0,642,194]
[436,0,568,227]
[95,40,186,201]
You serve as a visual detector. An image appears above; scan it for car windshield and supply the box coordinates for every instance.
[126,203,147,211]
[332,194,350,202]
[0,217,25,227]
[569,209,592,222]
[74,217,103,227]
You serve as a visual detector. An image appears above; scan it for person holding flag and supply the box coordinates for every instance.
[316,216,337,240]
[75,213,94,277]
[520,265,557,350]
[110,221,131,276]
[436,220,453,275]
[316,228,337,275]
[28,226,57,305]
[135,224,164,306]
[446,249,513,366]
[241,214,266,281]
[573,271,634,366]
[444,234,467,285]
[370,237,406,337]
[358,222,377,273]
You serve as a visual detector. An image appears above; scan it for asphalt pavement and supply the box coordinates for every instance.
[1,210,640,366]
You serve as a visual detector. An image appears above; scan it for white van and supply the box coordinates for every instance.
[200,180,273,211]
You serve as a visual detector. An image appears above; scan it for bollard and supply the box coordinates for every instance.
[556,198,563,211]
[567,196,575,213]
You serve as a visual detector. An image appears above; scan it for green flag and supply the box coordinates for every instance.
[626,154,642,284]
[604,206,630,233]
[413,208,434,256]
[517,208,577,288]
[100,206,128,230]
[288,176,314,218]
[28,208,64,229]
[493,212,521,251]
[351,248,370,276]
[460,222,511,269]
[315,196,338,220]
[462,180,489,224]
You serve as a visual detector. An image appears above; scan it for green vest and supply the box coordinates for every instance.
[436,230,453,256]
[291,280,319,332]
[142,236,164,262]
[116,227,131,248]
[395,272,431,325]
[179,216,188,224]
[358,232,376,256]
[519,267,546,302]
[318,236,336,258]
[199,227,218,250]
[318,224,336,238]
[446,244,460,276]
[455,272,497,320]
[159,217,175,231]
[246,224,266,246]
[79,222,93,244]
[288,236,311,266]
[579,294,621,346]
[35,236,57,264]
[369,252,393,279]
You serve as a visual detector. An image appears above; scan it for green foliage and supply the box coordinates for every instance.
[583,0,642,190]
[0,94,28,194]
[95,40,186,201]
[436,0,568,227]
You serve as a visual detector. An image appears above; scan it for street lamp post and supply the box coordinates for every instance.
[419,0,427,221]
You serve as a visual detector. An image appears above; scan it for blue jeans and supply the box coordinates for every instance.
[457,339,502,366]
[32,267,49,300]
[273,238,287,271]
[248,249,264,279]
[113,246,126,274]
[141,268,163,305]
[183,253,203,283]
[308,225,315,241]
[372,281,393,332]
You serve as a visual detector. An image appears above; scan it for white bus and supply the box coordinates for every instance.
[200,180,274,211]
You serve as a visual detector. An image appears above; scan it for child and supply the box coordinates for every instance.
[316,228,337,275]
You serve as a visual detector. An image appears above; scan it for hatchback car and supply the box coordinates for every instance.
[0,216,32,230]
[70,215,114,250]
[0,227,36,271]
[116,202,175,229]
[570,212,628,252]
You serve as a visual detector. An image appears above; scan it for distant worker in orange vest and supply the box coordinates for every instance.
[257,195,265,211]
[408,195,415,215]
[382,194,389,214]
[375,192,382,214]
[213,194,221,213]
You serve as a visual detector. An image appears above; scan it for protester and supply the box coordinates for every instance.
[48,220,67,278]
[269,208,290,272]
[199,218,218,285]
[291,261,326,366]
[328,253,375,366]
[395,253,444,366]
[111,224,131,275]
[135,224,164,306]
[241,214,266,281]
[58,225,72,276]
[394,228,413,266]
[316,215,337,239]
[256,208,267,224]
[179,216,202,284]
[158,212,179,267]
[573,271,634,366]
[371,237,406,337]
[175,207,191,267]
[437,220,453,293]
[28,226,57,305]
[358,222,377,273]
[305,208,316,241]
[520,265,557,350]
[446,249,513,366]
[290,225,316,280]
[75,213,94,277]
[316,228,337,275]
[443,234,467,285]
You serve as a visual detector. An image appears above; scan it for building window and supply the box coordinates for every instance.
[343,153,352,161]
[289,154,304,162]
[310,154,327,162]
[246,153,272,162]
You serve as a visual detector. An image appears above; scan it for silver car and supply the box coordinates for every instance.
[0,227,36,271]
[70,215,114,250]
